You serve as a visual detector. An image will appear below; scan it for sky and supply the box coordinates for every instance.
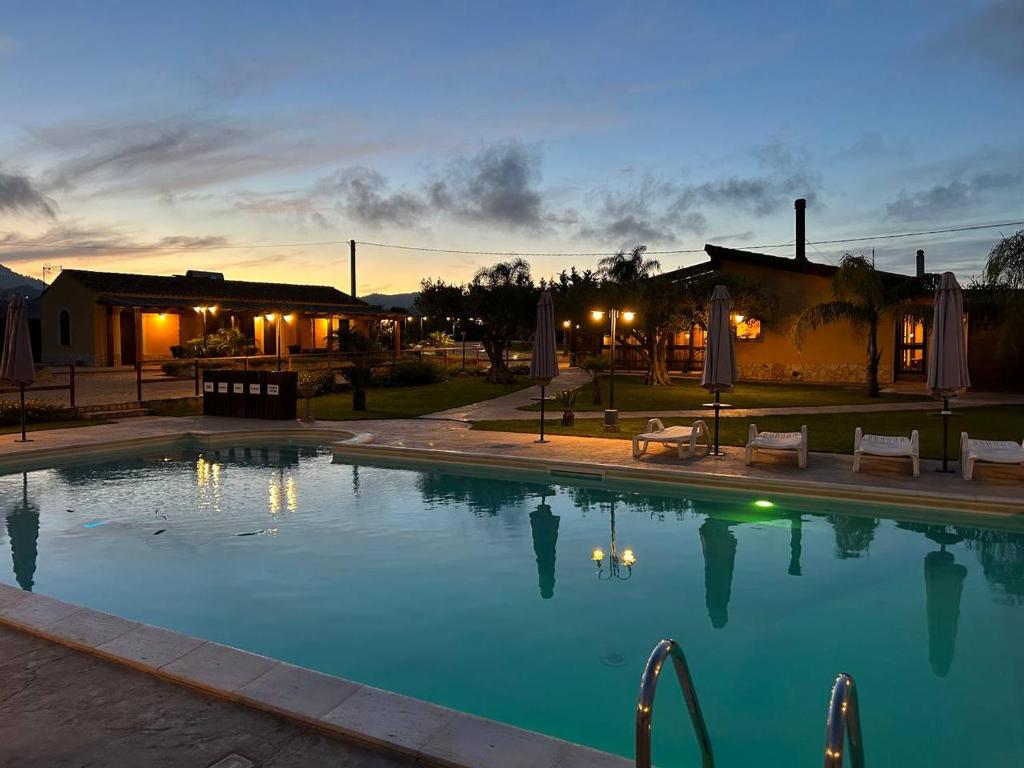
[0,0,1022,296]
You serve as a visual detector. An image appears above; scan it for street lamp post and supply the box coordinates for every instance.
[591,308,634,431]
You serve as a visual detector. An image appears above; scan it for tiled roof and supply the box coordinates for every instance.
[55,269,367,307]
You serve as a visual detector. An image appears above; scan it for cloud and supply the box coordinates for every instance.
[231,192,333,229]
[0,223,227,266]
[579,175,706,245]
[885,169,1024,220]
[430,141,547,229]
[25,114,404,197]
[938,1,1024,74]
[318,167,428,228]
[0,169,57,217]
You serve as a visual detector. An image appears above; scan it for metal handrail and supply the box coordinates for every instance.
[823,673,865,768]
[635,639,714,768]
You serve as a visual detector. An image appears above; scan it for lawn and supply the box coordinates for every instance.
[311,376,528,420]
[474,405,1024,460]
[521,375,927,412]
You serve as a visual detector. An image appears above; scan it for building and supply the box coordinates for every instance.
[615,200,1020,390]
[39,269,402,366]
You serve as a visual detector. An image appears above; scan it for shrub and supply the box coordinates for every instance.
[0,399,64,426]
[298,367,336,396]
[161,360,194,377]
[507,362,530,376]
[425,330,454,347]
[372,360,448,388]
[554,389,578,410]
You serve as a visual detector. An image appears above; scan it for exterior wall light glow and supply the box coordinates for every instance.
[591,310,605,321]
[621,311,636,322]
[265,313,277,322]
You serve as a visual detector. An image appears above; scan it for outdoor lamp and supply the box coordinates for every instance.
[591,310,605,321]
[208,306,217,315]
[562,320,571,328]
[591,547,605,562]
[193,306,204,313]
[621,311,635,322]
[283,314,294,323]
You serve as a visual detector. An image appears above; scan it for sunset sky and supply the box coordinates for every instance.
[1,0,1021,296]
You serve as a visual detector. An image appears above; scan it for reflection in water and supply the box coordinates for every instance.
[829,513,879,559]
[924,544,968,677]
[417,472,553,517]
[959,528,1024,606]
[529,500,559,599]
[788,516,803,576]
[6,474,39,591]
[699,517,737,629]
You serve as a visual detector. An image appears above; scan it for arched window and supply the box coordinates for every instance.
[58,309,71,346]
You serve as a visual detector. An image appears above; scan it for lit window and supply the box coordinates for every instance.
[735,317,762,340]
[899,315,926,373]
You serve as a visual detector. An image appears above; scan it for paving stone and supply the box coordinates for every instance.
[45,608,139,648]
[322,686,455,754]
[0,593,82,629]
[237,661,362,720]
[160,641,276,693]
[422,714,571,768]
[97,623,205,668]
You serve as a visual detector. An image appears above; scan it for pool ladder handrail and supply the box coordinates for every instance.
[635,638,715,768]
[823,672,865,768]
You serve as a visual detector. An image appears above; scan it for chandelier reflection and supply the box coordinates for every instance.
[269,472,298,515]
[591,500,636,580]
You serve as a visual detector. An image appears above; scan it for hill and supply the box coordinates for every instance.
[361,291,418,312]
[0,264,45,298]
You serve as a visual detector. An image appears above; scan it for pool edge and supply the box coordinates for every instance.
[0,584,629,768]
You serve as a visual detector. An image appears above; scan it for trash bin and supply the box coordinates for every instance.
[202,369,217,415]
[214,369,231,416]
[264,371,298,420]
[228,369,247,418]
[244,371,266,419]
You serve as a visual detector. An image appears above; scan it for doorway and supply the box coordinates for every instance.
[119,311,137,365]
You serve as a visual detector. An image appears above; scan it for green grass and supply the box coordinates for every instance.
[0,419,113,435]
[521,375,927,412]
[311,376,528,420]
[474,405,1024,460]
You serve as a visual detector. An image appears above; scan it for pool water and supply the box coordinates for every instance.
[2,445,1023,766]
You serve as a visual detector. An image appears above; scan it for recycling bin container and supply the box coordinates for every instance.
[264,370,298,420]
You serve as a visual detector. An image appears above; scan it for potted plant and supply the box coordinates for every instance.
[555,389,578,426]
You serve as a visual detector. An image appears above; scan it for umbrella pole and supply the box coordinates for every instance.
[713,389,721,456]
[938,396,952,473]
[16,383,31,443]
[536,385,548,444]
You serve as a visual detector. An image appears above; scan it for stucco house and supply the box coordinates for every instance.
[39,268,402,366]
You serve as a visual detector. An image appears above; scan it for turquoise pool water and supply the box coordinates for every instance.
[2,444,1022,765]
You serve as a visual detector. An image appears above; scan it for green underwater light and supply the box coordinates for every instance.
[753,499,775,508]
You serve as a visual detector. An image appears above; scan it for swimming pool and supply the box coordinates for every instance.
[2,443,1022,765]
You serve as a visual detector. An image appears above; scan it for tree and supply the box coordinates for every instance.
[984,229,1024,289]
[465,259,538,383]
[792,253,924,397]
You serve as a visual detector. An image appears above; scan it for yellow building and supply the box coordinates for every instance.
[40,269,401,366]
[654,244,933,386]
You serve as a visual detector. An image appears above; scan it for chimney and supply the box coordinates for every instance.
[794,198,807,262]
[349,239,357,298]
[916,249,925,278]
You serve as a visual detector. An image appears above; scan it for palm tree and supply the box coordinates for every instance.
[792,253,923,397]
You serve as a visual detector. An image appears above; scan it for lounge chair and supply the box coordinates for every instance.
[632,419,709,459]
[853,427,920,477]
[960,432,1024,481]
[745,424,808,469]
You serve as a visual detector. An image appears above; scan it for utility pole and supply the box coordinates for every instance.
[349,240,357,299]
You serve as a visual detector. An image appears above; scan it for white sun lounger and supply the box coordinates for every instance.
[853,427,920,477]
[960,432,1024,481]
[745,424,808,469]
[632,419,709,459]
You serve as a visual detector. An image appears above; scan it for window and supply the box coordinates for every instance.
[898,315,926,373]
[734,315,762,341]
[58,309,71,346]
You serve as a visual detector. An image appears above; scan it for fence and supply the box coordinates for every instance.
[0,345,527,409]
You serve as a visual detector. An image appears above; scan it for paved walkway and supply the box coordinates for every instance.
[8,367,196,409]
[0,625,411,768]
[424,369,589,421]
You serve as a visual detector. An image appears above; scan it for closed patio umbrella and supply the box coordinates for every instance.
[1,295,36,442]
[927,272,970,472]
[529,290,559,443]
[701,285,736,456]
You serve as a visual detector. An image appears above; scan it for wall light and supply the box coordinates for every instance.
[283,314,294,323]
[591,310,604,321]
[265,313,277,322]
[562,320,571,328]
[621,311,636,322]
